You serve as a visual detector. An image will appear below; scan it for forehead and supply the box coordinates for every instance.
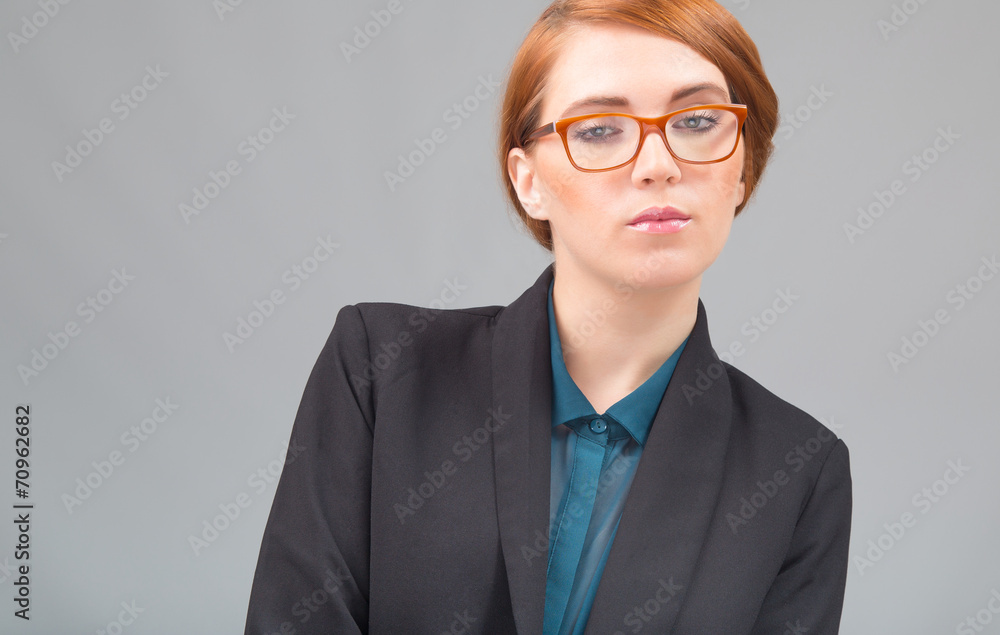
[541,21,729,119]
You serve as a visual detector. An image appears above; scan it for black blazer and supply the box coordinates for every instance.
[244,263,852,634]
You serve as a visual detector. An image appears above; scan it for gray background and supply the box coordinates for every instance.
[1,0,997,632]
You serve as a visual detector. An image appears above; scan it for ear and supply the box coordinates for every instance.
[507,147,550,221]
[736,147,748,205]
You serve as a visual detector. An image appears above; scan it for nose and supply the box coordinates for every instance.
[631,122,682,182]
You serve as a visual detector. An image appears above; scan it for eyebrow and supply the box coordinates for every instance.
[557,82,730,119]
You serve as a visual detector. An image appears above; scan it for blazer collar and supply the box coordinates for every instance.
[491,262,733,634]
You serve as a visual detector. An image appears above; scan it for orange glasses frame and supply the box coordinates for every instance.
[522,103,749,172]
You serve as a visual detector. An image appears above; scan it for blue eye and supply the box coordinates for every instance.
[574,123,621,142]
[673,112,722,133]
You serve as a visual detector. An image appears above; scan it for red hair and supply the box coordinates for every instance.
[497,0,780,252]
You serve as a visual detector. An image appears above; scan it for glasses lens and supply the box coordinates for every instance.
[565,108,741,169]
[665,108,741,163]
[566,115,640,170]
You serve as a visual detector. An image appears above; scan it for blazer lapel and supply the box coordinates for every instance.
[491,263,557,635]
[584,297,734,634]
[491,265,734,635]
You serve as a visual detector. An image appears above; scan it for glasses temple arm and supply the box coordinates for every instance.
[525,122,556,143]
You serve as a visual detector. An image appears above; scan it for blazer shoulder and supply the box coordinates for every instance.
[353,300,505,319]
[720,359,845,458]
[350,300,504,337]
[316,300,502,363]
[328,301,506,384]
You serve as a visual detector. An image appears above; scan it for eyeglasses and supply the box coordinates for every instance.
[523,104,748,172]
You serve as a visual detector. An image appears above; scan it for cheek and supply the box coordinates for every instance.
[701,157,746,208]
[534,155,575,213]
[538,160,609,219]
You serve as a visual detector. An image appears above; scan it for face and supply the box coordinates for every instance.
[507,22,747,295]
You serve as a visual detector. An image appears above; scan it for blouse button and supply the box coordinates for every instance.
[589,418,607,434]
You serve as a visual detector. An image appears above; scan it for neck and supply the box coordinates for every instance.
[550,257,699,413]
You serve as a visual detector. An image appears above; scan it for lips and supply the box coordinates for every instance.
[629,207,690,225]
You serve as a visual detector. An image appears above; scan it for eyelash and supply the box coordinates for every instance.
[675,112,721,128]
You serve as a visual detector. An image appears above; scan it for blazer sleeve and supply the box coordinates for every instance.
[244,304,375,634]
[749,438,853,635]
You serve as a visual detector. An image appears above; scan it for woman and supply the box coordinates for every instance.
[244,1,852,633]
